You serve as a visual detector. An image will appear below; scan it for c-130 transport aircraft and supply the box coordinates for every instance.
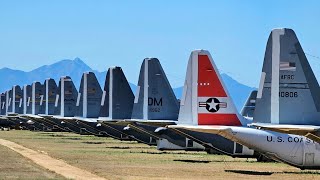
[169,28,320,169]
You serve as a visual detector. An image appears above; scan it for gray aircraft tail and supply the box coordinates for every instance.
[99,67,134,119]
[240,90,257,118]
[131,58,179,120]
[6,90,12,114]
[11,85,23,114]
[253,28,320,125]
[23,85,32,114]
[76,72,103,118]
[55,76,78,117]
[42,78,58,115]
[0,93,6,115]
[31,82,45,115]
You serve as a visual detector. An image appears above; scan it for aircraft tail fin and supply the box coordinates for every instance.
[23,85,32,114]
[56,76,78,117]
[253,28,320,125]
[178,50,246,126]
[0,93,5,115]
[43,78,58,115]
[12,85,23,114]
[6,89,13,113]
[76,72,102,118]
[131,58,179,120]
[240,90,257,118]
[31,82,44,115]
[99,67,134,119]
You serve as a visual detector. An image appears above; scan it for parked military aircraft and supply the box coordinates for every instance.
[155,49,256,156]
[169,28,320,169]
[116,58,183,146]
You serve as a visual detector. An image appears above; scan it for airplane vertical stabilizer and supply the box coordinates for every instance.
[24,85,32,114]
[253,28,320,125]
[6,90,12,114]
[76,72,102,118]
[178,50,247,126]
[240,90,257,118]
[12,85,23,114]
[55,76,78,117]
[42,78,58,115]
[99,67,134,119]
[31,82,44,115]
[0,93,6,115]
[131,58,179,120]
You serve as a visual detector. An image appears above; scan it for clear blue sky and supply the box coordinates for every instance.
[1,0,320,87]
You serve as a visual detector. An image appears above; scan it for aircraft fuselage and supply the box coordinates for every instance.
[224,127,320,169]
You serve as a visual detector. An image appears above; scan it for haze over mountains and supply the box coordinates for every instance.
[0,58,256,110]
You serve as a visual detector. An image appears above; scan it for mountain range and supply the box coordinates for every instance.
[0,58,256,111]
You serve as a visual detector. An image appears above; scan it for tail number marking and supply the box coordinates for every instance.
[279,92,298,98]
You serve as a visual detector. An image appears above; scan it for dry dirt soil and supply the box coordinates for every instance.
[1,130,320,180]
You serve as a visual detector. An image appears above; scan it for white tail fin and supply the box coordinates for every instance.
[178,50,246,126]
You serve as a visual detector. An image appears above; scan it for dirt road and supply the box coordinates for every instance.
[0,138,106,180]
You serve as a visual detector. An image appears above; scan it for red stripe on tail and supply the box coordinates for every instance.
[198,114,241,126]
[198,55,227,97]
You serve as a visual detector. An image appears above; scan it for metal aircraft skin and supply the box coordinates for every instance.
[241,90,257,120]
[32,76,83,133]
[99,61,183,145]
[18,81,60,131]
[0,91,21,127]
[49,73,99,135]
[125,54,259,153]
[110,58,207,150]
[59,72,105,135]
[118,58,188,147]
[158,49,257,156]
[169,28,320,169]
[95,66,135,140]
[4,83,48,131]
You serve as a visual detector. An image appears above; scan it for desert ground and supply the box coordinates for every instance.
[0,130,320,180]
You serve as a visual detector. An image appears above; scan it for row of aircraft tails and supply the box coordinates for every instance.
[1,28,320,170]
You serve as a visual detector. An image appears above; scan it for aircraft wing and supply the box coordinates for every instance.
[250,123,320,143]
[73,117,97,122]
[51,116,74,120]
[21,114,44,119]
[167,125,234,139]
[127,124,161,139]
[103,119,176,127]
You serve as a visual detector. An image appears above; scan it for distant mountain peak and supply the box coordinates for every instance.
[0,59,255,110]
[74,57,84,63]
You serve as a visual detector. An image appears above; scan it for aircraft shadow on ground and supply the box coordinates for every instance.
[282,171,320,175]
[106,146,131,149]
[225,170,273,176]
[82,141,105,144]
[225,170,320,176]
[105,146,154,150]
[173,159,210,163]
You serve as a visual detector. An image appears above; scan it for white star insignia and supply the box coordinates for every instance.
[207,101,219,111]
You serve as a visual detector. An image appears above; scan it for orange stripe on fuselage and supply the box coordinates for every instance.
[198,55,227,97]
[198,114,241,126]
